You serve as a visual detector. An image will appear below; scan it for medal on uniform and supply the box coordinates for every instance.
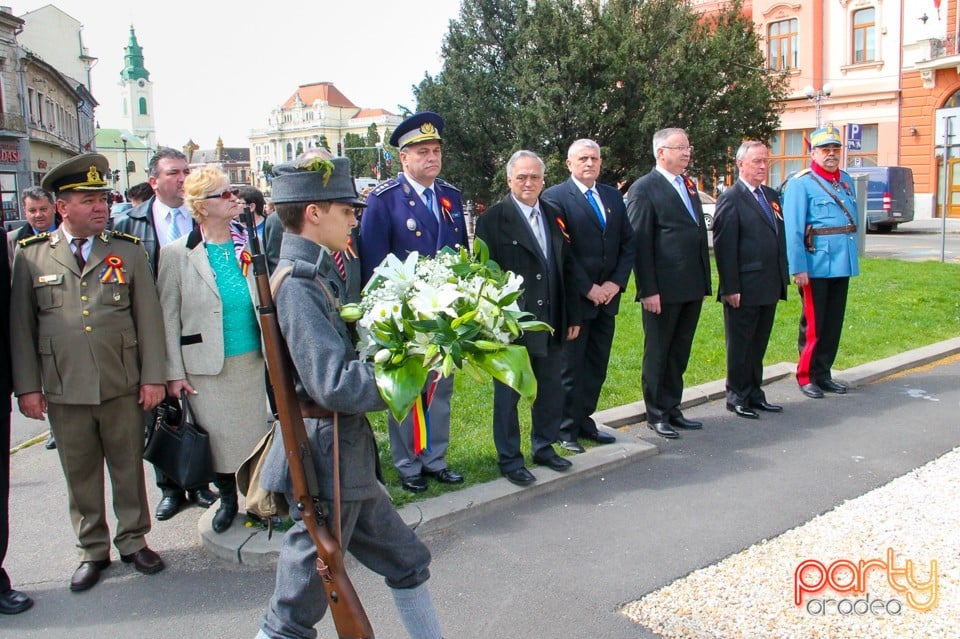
[100,255,126,284]
[406,218,417,232]
[439,196,455,223]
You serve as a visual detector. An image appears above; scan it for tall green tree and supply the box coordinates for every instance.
[415,0,787,201]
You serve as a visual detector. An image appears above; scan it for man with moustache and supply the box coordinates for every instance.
[115,148,218,519]
[10,153,167,591]
[627,128,711,439]
[781,126,859,399]
[359,112,467,493]
[474,150,581,486]
[712,141,788,419]
[542,139,633,453]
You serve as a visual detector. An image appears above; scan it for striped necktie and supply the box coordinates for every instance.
[333,250,346,280]
[167,208,183,244]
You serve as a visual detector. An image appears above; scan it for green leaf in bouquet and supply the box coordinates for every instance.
[374,358,430,422]
[473,236,490,264]
[471,345,538,400]
[498,290,522,306]
[518,319,554,334]
[460,359,487,383]
[470,339,507,352]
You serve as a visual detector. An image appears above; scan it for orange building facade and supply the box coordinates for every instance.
[694,0,959,219]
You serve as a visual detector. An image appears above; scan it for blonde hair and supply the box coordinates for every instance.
[183,166,229,221]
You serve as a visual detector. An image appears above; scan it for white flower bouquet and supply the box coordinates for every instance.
[340,238,551,422]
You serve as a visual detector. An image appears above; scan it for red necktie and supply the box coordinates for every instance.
[333,250,346,280]
[72,237,87,272]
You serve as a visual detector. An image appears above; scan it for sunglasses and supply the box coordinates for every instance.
[204,188,240,200]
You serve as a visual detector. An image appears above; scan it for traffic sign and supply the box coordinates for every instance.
[383,152,392,160]
[846,123,862,150]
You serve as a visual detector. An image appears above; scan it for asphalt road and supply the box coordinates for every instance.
[5,354,959,639]
[865,226,960,262]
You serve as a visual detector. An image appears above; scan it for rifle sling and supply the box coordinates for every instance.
[270,265,345,546]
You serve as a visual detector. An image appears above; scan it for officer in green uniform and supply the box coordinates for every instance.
[10,153,168,593]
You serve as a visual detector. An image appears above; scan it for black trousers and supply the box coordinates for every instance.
[723,302,777,405]
[797,277,849,386]
[641,299,703,423]
[0,410,11,593]
[492,342,564,473]
[559,310,616,440]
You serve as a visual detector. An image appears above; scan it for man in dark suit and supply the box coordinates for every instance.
[474,150,581,486]
[627,128,711,439]
[114,148,217,520]
[542,139,634,453]
[0,227,33,614]
[359,112,468,493]
[8,187,61,450]
[713,141,789,419]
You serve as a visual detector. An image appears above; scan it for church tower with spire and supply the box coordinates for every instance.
[120,26,156,150]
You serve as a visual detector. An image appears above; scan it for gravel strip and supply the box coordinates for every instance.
[621,447,960,639]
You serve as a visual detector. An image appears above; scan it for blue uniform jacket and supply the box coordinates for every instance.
[782,169,860,279]
[359,174,467,284]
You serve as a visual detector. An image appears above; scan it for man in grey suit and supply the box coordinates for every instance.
[713,141,789,419]
[542,139,634,453]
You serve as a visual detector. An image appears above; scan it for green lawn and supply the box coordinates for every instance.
[371,257,960,505]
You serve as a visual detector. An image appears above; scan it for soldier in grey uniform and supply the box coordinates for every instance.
[10,153,167,593]
[256,157,442,639]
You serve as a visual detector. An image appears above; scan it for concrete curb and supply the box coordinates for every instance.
[197,336,960,565]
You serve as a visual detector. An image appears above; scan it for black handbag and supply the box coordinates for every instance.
[144,390,215,489]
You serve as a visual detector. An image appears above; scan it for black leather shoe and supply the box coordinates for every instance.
[585,431,616,444]
[726,403,759,419]
[751,400,783,412]
[121,547,164,575]
[70,559,110,592]
[533,453,572,472]
[188,486,219,508]
[647,421,679,439]
[502,467,536,486]
[799,383,824,399]
[669,415,703,430]
[558,440,585,454]
[400,474,428,493]
[44,433,57,450]
[0,589,33,614]
[155,494,184,520]
[818,379,848,394]
[423,468,464,484]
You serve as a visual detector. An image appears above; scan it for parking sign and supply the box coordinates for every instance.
[847,123,862,150]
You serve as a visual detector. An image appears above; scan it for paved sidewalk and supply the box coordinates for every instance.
[197,336,960,565]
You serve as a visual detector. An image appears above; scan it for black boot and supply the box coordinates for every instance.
[211,473,238,534]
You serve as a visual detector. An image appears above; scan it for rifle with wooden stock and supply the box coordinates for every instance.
[241,209,374,639]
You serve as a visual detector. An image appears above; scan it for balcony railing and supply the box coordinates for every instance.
[0,112,27,133]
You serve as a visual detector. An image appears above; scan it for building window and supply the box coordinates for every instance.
[139,97,148,115]
[847,124,878,168]
[285,142,293,161]
[852,8,876,63]
[769,129,808,188]
[768,18,798,70]
[1,172,19,221]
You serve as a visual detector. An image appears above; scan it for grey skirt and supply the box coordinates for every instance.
[186,350,272,474]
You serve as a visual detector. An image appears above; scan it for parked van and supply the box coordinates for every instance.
[845,166,914,233]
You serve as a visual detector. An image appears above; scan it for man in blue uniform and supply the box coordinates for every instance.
[359,112,467,493]
[782,126,860,399]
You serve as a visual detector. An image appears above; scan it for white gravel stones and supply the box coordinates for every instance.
[621,447,960,638]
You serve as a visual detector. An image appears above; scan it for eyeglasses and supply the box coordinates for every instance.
[816,146,842,154]
[204,188,240,200]
[662,145,695,152]
[512,174,543,183]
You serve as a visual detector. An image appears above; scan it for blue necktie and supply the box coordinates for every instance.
[754,187,777,228]
[423,188,438,221]
[585,189,605,229]
[675,176,698,223]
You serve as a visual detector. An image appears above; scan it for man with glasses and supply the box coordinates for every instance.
[781,126,859,399]
[115,148,218,520]
[627,128,712,440]
[474,150,581,486]
[359,112,467,493]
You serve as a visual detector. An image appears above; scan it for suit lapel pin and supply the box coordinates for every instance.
[406,218,418,232]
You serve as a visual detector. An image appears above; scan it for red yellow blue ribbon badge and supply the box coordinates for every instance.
[240,250,252,277]
[100,255,126,283]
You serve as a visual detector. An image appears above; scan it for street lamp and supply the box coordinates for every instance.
[803,84,833,128]
[119,133,130,193]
